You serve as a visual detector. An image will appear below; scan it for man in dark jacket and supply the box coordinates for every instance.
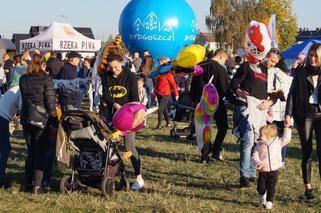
[55,51,82,112]
[47,51,62,78]
[190,49,229,161]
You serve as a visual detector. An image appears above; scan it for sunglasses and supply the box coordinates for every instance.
[269,49,281,55]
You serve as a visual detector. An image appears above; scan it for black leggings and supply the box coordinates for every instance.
[296,109,321,184]
[125,132,141,176]
[22,125,46,185]
[156,96,170,127]
[257,170,279,202]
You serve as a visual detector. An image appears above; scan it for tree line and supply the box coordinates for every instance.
[206,0,297,51]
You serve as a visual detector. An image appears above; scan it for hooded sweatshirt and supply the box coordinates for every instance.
[101,67,139,107]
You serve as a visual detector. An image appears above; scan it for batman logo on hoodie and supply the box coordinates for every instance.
[109,86,127,98]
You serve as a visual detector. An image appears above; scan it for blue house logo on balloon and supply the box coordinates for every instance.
[119,0,197,61]
[131,12,175,42]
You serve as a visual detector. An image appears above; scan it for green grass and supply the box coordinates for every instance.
[1,112,321,213]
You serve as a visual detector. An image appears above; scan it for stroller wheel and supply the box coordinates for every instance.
[60,175,76,194]
[101,177,114,197]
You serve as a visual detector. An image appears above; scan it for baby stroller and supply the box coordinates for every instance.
[170,93,194,139]
[58,110,129,197]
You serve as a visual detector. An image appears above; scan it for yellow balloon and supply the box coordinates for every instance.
[176,44,205,68]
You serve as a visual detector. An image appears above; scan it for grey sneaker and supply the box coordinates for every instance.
[260,192,267,206]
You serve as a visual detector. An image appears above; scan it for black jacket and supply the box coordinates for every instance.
[55,62,78,80]
[47,57,62,78]
[190,59,229,103]
[19,74,57,125]
[230,62,269,102]
[101,67,139,109]
[285,65,321,119]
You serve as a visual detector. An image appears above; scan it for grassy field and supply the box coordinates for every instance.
[1,112,321,213]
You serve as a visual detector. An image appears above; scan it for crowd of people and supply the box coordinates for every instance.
[0,42,321,209]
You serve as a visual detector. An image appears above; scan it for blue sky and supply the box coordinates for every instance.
[0,0,320,40]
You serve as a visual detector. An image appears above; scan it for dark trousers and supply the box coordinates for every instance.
[296,108,321,184]
[22,125,46,185]
[212,101,229,156]
[125,132,141,176]
[0,116,11,183]
[156,96,170,127]
[42,130,57,186]
[257,170,279,202]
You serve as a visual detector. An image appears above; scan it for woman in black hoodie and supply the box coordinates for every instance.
[101,53,144,190]
[285,43,321,202]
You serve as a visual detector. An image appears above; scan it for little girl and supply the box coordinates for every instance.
[252,123,291,209]
[137,78,148,106]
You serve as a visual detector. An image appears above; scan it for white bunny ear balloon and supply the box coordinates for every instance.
[244,21,272,64]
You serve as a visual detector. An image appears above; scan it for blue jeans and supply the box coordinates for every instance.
[236,105,257,178]
[0,116,10,183]
[145,80,154,109]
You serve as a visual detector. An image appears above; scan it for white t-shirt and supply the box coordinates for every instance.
[308,76,319,104]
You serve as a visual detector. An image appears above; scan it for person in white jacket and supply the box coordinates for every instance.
[267,65,293,165]
[0,86,21,188]
[252,123,292,209]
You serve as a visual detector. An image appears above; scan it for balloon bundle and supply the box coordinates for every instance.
[148,44,206,79]
[194,76,219,162]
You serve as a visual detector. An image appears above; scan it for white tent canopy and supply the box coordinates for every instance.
[19,22,101,52]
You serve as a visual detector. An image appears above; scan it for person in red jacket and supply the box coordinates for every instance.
[154,57,179,129]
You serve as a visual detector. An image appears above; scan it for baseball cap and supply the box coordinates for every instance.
[68,51,83,58]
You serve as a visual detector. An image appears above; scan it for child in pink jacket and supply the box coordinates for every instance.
[252,123,291,210]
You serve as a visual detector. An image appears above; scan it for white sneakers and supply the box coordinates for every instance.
[131,178,144,190]
[260,192,273,209]
[265,201,273,210]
